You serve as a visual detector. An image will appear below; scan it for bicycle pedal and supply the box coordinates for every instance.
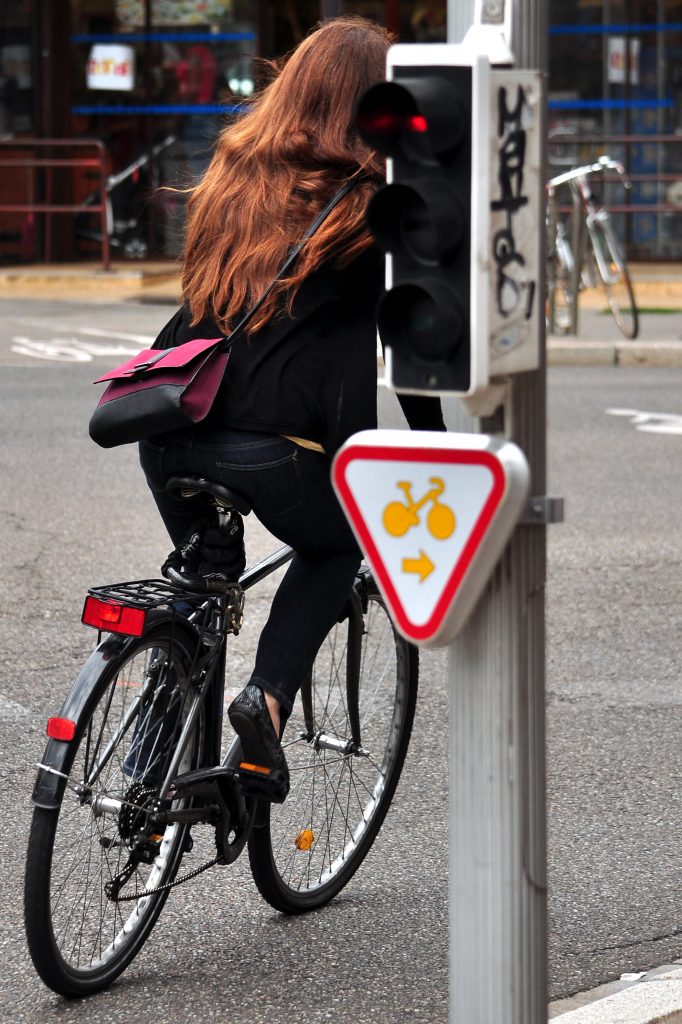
[236,761,289,803]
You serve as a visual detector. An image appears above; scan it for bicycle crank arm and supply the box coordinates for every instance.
[167,764,256,863]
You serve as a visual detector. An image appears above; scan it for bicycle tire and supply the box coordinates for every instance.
[546,219,575,335]
[588,213,639,339]
[248,577,418,914]
[25,620,205,997]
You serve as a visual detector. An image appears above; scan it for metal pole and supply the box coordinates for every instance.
[448,0,549,1021]
[447,0,476,43]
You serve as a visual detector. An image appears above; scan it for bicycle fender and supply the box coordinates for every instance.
[31,636,128,809]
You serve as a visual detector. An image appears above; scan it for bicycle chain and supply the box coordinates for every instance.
[108,853,219,903]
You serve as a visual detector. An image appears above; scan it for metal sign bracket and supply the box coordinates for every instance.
[463,0,514,65]
[521,495,565,525]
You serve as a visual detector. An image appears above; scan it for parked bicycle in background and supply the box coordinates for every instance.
[546,155,639,340]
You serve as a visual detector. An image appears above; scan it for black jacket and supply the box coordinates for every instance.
[153,247,444,455]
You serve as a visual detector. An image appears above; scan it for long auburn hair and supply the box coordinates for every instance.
[182,16,392,335]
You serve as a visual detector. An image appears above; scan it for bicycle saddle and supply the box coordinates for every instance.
[166,476,252,515]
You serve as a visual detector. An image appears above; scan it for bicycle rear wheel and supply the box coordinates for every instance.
[588,213,639,339]
[25,621,204,997]
[248,575,418,913]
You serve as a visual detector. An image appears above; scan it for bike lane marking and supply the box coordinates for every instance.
[10,335,151,362]
[607,407,682,435]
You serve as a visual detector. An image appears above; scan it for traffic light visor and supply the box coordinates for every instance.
[378,281,464,365]
[357,82,427,155]
[357,76,465,163]
[367,180,464,263]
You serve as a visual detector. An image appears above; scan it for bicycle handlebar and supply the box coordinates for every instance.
[547,154,631,192]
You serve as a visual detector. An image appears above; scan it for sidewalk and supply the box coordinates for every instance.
[549,963,682,1024]
[0,259,183,305]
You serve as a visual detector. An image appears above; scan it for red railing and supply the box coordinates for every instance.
[0,138,110,270]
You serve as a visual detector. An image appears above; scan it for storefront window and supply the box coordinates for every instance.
[70,0,257,256]
[549,0,682,258]
[0,0,34,138]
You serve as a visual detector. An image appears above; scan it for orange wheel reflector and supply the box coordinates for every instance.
[239,761,271,776]
[46,717,77,741]
[294,828,315,852]
[82,595,146,637]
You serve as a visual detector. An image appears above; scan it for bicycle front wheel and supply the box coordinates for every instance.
[589,213,639,339]
[25,621,204,997]
[248,577,418,913]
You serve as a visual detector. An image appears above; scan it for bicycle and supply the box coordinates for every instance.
[546,154,639,340]
[382,477,456,541]
[24,474,419,998]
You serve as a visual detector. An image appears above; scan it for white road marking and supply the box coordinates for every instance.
[77,327,155,345]
[11,336,146,362]
[11,337,94,362]
[606,407,682,435]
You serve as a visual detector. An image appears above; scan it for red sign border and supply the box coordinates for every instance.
[333,443,507,642]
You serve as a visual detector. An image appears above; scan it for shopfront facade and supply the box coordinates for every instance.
[1,0,680,261]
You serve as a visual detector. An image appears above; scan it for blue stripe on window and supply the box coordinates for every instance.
[71,104,245,116]
[72,32,255,43]
[550,22,682,35]
[548,98,674,110]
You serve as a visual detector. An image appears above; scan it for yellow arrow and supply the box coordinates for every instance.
[402,550,434,582]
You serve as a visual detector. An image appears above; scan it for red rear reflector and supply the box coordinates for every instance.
[82,596,146,636]
[47,717,77,741]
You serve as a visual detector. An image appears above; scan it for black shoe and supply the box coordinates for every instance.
[228,685,289,803]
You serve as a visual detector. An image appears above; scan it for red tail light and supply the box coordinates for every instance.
[82,595,146,636]
[47,717,77,741]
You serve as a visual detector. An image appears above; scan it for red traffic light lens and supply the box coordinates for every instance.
[407,115,428,133]
[357,77,464,162]
[357,111,428,137]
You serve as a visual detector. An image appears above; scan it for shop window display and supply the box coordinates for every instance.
[70,0,256,257]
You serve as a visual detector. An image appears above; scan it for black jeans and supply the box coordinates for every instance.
[139,427,361,715]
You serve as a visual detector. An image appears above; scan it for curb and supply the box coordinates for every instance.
[548,338,682,368]
[549,965,682,1024]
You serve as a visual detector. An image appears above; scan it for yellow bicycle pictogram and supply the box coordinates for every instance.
[382,477,456,541]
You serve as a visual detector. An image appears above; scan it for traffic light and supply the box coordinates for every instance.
[356,45,490,397]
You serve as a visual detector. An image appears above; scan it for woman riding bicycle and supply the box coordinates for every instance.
[139,15,444,797]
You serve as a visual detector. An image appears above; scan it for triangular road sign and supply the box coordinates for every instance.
[332,430,529,647]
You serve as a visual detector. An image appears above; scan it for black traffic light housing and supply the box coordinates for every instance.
[357,47,490,397]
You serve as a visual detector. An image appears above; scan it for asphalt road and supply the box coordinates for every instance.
[0,299,681,1021]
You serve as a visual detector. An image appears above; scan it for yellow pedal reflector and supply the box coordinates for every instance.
[294,828,315,852]
[239,761,271,776]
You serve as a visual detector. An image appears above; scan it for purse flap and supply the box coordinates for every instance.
[93,337,225,384]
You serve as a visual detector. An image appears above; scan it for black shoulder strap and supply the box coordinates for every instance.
[220,178,360,350]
